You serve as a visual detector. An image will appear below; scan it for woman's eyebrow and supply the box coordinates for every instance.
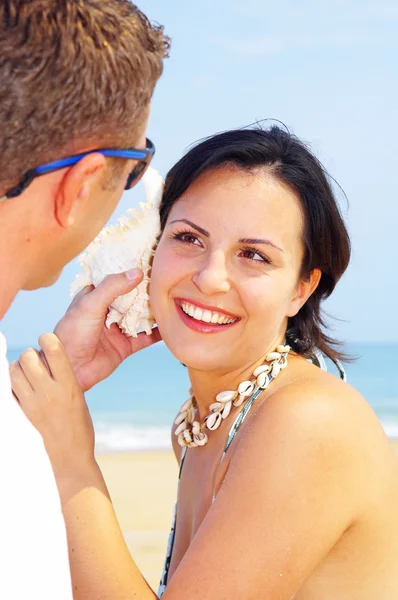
[169,219,209,237]
[239,238,284,252]
[169,219,283,252]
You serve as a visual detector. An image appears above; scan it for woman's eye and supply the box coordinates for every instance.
[172,231,202,246]
[239,248,270,264]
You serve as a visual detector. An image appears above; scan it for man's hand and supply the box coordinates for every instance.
[54,269,162,392]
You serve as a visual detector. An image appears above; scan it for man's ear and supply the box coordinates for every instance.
[287,268,322,318]
[53,153,107,228]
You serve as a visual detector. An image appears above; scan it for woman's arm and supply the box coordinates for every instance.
[58,465,156,599]
[10,334,156,600]
[10,335,368,600]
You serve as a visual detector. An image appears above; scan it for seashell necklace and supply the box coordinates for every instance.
[174,344,291,448]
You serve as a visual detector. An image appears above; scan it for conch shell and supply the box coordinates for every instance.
[70,167,163,337]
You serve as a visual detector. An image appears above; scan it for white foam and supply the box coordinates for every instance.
[92,414,398,454]
[94,422,172,453]
[382,420,398,440]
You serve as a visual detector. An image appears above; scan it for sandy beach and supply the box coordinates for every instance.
[97,450,178,591]
[97,441,398,592]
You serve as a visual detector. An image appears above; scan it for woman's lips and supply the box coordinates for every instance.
[175,300,240,334]
[176,297,240,319]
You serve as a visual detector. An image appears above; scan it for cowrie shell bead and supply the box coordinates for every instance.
[206,412,222,431]
[192,421,201,435]
[179,399,192,413]
[233,394,246,407]
[271,362,281,378]
[257,372,270,389]
[210,402,224,413]
[216,390,238,403]
[238,381,254,396]
[175,421,187,436]
[183,429,193,443]
[279,356,288,369]
[221,401,232,419]
[194,432,208,446]
[178,432,187,447]
[174,412,187,426]
[266,352,281,362]
[253,364,271,377]
[187,406,196,423]
[277,345,291,354]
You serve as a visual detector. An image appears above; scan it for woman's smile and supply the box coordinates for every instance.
[174,298,240,334]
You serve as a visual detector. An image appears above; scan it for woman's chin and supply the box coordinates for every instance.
[160,339,238,374]
[168,348,213,372]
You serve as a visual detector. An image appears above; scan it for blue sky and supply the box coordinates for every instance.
[2,0,397,346]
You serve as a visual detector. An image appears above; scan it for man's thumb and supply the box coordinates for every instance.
[80,269,143,317]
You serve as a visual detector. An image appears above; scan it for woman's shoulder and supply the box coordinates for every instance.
[255,357,379,437]
[231,360,393,499]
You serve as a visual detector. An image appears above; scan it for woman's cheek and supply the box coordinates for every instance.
[149,248,179,312]
[243,277,285,324]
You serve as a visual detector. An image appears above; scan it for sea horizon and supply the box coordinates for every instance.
[6,340,398,453]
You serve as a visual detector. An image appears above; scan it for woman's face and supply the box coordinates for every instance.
[150,166,316,373]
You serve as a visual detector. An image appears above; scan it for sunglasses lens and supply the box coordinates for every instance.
[125,161,149,190]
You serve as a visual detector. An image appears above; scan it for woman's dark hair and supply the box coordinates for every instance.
[159,125,351,363]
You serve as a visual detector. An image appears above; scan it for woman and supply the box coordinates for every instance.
[10,126,398,599]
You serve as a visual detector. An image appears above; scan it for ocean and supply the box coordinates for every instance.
[7,342,398,453]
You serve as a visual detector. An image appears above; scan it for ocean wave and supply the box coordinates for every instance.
[381,420,398,440]
[93,416,398,454]
[94,422,172,453]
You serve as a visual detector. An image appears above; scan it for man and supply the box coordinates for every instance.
[0,1,168,597]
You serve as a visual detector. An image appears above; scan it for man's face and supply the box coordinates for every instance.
[23,114,150,290]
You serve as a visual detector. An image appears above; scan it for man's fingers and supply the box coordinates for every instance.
[9,359,34,402]
[38,333,76,387]
[78,270,144,319]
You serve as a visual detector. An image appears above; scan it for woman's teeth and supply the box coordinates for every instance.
[180,301,237,325]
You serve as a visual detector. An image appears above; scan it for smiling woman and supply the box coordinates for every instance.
[152,126,350,369]
[149,125,398,598]
[10,125,398,600]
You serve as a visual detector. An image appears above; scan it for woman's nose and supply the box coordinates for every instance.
[192,250,231,295]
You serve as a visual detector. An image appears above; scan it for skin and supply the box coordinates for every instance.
[1,109,162,385]
[0,112,150,317]
[10,166,398,599]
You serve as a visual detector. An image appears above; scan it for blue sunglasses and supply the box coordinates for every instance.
[0,138,155,202]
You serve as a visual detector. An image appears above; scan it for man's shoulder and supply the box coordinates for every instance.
[0,330,14,405]
[0,330,7,360]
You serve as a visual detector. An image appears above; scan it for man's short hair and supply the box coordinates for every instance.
[0,0,169,187]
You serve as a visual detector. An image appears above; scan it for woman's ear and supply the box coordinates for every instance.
[53,153,107,228]
[287,268,322,318]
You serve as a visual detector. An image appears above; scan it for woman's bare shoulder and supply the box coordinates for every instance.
[231,361,392,499]
[257,359,383,440]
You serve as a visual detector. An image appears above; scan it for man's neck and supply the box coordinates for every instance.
[0,266,21,320]
[0,220,26,319]
[0,290,18,320]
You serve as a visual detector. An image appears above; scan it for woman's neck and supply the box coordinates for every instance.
[187,340,284,421]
